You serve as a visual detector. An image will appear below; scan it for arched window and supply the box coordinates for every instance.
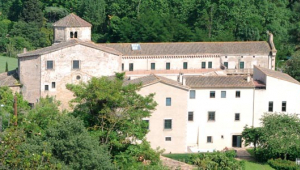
[74,31,78,38]
[70,32,74,38]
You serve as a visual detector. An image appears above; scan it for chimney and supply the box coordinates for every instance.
[178,73,183,83]
[247,73,251,82]
[182,77,186,86]
[23,48,27,53]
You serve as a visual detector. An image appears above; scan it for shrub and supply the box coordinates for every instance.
[268,158,298,170]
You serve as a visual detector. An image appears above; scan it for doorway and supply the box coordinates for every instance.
[232,135,242,147]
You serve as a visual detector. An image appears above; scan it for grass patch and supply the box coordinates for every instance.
[0,56,18,73]
[163,153,195,163]
[245,160,274,170]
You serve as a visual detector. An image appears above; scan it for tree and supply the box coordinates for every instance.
[284,52,300,82]
[67,73,157,155]
[5,61,8,72]
[242,125,263,152]
[21,0,43,27]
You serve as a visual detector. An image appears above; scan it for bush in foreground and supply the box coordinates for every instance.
[268,158,298,170]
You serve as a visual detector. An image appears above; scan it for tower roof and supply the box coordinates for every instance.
[53,13,92,27]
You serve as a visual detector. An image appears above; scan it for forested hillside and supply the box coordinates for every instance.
[1,0,300,60]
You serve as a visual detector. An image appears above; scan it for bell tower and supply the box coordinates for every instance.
[53,13,92,43]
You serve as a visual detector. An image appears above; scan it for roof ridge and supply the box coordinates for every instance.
[102,41,267,45]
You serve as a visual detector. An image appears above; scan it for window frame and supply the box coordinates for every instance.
[282,101,287,112]
[188,111,194,121]
[72,60,80,70]
[166,97,171,106]
[122,63,124,71]
[235,113,240,121]
[221,91,226,98]
[46,60,54,70]
[208,61,212,68]
[45,85,49,91]
[224,62,228,68]
[165,137,172,141]
[236,91,241,98]
[129,63,134,71]
[166,62,170,70]
[239,61,245,69]
[268,101,273,112]
[151,63,155,70]
[183,62,188,69]
[164,119,172,130]
[207,136,213,143]
[190,90,196,99]
[201,62,206,69]
[208,111,215,121]
[51,82,56,89]
[210,91,215,98]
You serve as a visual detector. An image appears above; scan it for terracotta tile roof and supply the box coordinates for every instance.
[185,75,255,88]
[254,66,300,85]
[125,69,221,75]
[53,13,92,27]
[103,41,271,56]
[18,39,122,57]
[0,70,20,87]
[124,74,189,90]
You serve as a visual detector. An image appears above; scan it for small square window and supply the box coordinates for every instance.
[207,136,213,143]
[188,112,194,121]
[166,62,170,70]
[282,101,287,112]
[236,91,241,98]
[210,91,215,98]
[72,60,80,69]
[235,113,240,121]
[45,85,49,91]
[122,63,124,71]
[183,62,188,69]
[51,82,56,88]
[201,62,206,69]
[190,90,196,99]
[208,62,212,68]
[253,56,255,58]
[221,91,226,98]
[46,61,54,70]
[165,137,172,141]
[240,62,244,69]
[143,120,149,129]
[268,101,273,112]
[129,63,134,71]
[151,63,155,70]
[224,62,228,68]
[164,119,172,129]
[166,98,171,106]
[208,112,215,121]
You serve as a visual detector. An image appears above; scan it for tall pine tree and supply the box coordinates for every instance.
[21,0,43,27]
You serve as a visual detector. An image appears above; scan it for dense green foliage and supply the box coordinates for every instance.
[242,113,300,162]
[268,158,298,170]
[67,73,164,168]
[284,51,300,82]
[1,0,300,61]
[165,151,245,169]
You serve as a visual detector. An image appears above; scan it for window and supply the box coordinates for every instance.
[70,32,74,38]
[208,112,215,121]
[74,31,78,38]
[129,63,134,71]
[143,120,149,129]
[166,98,171,106]
[131,44,141,50]
[208,62,212,68]
[207,136,213,143]
[210,91,215,98]
[165,137,172,141]
[235,113,240,121]
[45,85,49,91]
[72,60,80,69]
[236,91,241,98]
[76,75,81,80]
[166,62,170,70]
[151,63,155,70]
[51,82,56,88]
[201,62,206,69]
[46,61,54,70]
[188,112,194,121]
[183,62,188,69]
[268,101,273,112]
[240,62,244,69]
[190,90,196,99]
[164,119,172,129]
[224,62,228,68]
[282,101,287,112]
[122,63,124,71]
[221,91,226,98]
